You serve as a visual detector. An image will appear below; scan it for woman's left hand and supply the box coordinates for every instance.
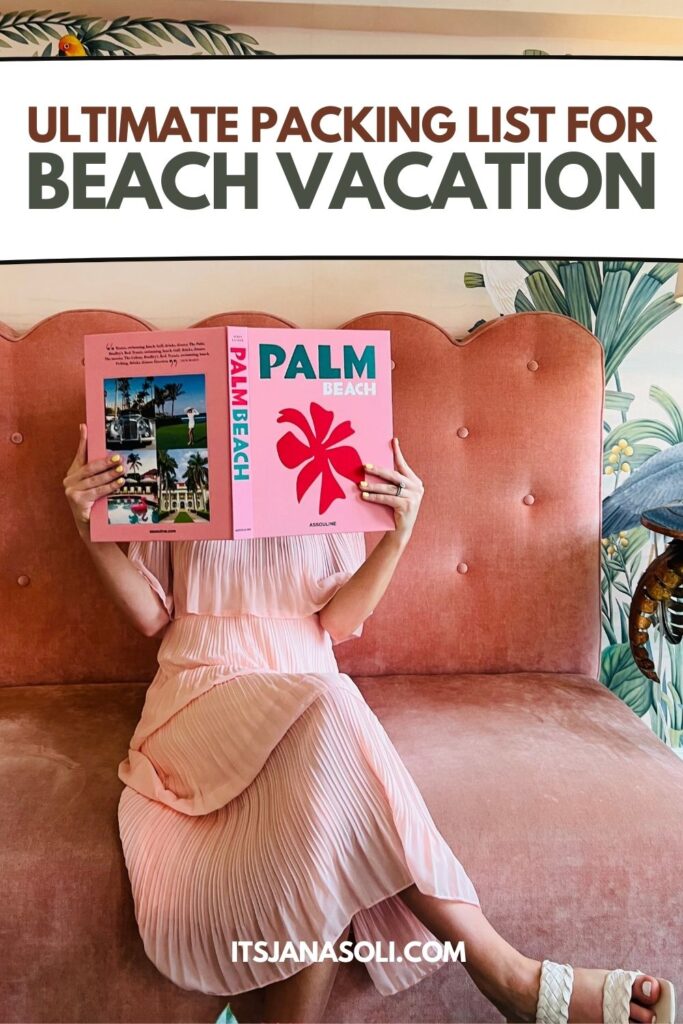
[360,437,424,541]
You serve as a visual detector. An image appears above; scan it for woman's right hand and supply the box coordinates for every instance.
[63,423,126,530]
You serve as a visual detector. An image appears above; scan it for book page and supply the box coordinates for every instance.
[84,327,231,541]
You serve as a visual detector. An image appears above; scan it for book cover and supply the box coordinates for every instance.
[85,325,394,540]
[227,326,395,538]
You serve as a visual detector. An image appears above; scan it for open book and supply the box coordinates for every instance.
[84,325,395,541]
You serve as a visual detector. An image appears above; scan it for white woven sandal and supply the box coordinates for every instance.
[535,960,676,1024]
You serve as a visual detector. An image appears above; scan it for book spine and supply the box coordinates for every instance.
[227,326,254,538]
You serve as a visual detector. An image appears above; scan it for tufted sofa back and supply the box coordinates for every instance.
[0,309,603,686]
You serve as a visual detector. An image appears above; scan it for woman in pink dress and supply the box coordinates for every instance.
[63,424,668,1024]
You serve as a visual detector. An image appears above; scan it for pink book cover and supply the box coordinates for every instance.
[227,326,395,538]
[84,327,232,542]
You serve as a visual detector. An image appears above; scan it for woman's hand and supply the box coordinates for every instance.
[360,437,424,541]
[321,438,422,640]
[61,424,172,637]
[63,423,126,530]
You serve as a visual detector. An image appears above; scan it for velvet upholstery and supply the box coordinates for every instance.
[1,309,681,1023]
[2,676,682,1023]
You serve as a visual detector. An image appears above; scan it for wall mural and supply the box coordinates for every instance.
[0,9,271,56]
[0,19,554,59]
[466,261,683,752]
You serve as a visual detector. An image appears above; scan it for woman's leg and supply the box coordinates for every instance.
[399,886,660,1024]
[260,924,351,1024]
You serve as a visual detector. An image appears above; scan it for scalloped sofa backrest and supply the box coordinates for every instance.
[0,308,604,686]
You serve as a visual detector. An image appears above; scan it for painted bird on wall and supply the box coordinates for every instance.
[477,259,529,314]
[602,442,683,535]
[58,34,87,56]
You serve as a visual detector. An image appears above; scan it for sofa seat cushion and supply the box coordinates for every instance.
[0,681,226,1024]
[1,674,681,1024]
[343,672,683,1023]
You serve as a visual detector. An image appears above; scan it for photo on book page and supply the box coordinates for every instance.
[102,373,210,528]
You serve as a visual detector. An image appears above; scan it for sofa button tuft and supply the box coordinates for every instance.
[17,574,31,587]
[10,432,23,444]
[390,359,395,370]
[527,359,539,372]
[456,562,469,574]
[523,493,536,505]
[456,426,469,439]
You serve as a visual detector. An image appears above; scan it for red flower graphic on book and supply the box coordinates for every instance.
[276,402,363,514]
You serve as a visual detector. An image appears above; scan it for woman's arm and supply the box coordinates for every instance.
[63,424,171,638]
[318,437,423,643]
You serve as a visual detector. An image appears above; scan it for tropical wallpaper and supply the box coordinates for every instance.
[0,9,271,56]
[466,261,683,752]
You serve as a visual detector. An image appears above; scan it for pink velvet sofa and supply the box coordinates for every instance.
[1,308,682,1024]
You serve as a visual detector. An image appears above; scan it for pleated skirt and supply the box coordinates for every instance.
[118,670,480,997]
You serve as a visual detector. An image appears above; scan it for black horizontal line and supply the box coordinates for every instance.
[1,54,682,62]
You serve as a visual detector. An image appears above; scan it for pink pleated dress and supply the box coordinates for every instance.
[117,531,479,998]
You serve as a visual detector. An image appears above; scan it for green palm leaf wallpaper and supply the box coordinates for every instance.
[466,260,683,751]
[0,9,272,56]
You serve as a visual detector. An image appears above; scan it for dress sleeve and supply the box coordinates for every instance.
[312,532,369,645]
[127,540,174,618]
